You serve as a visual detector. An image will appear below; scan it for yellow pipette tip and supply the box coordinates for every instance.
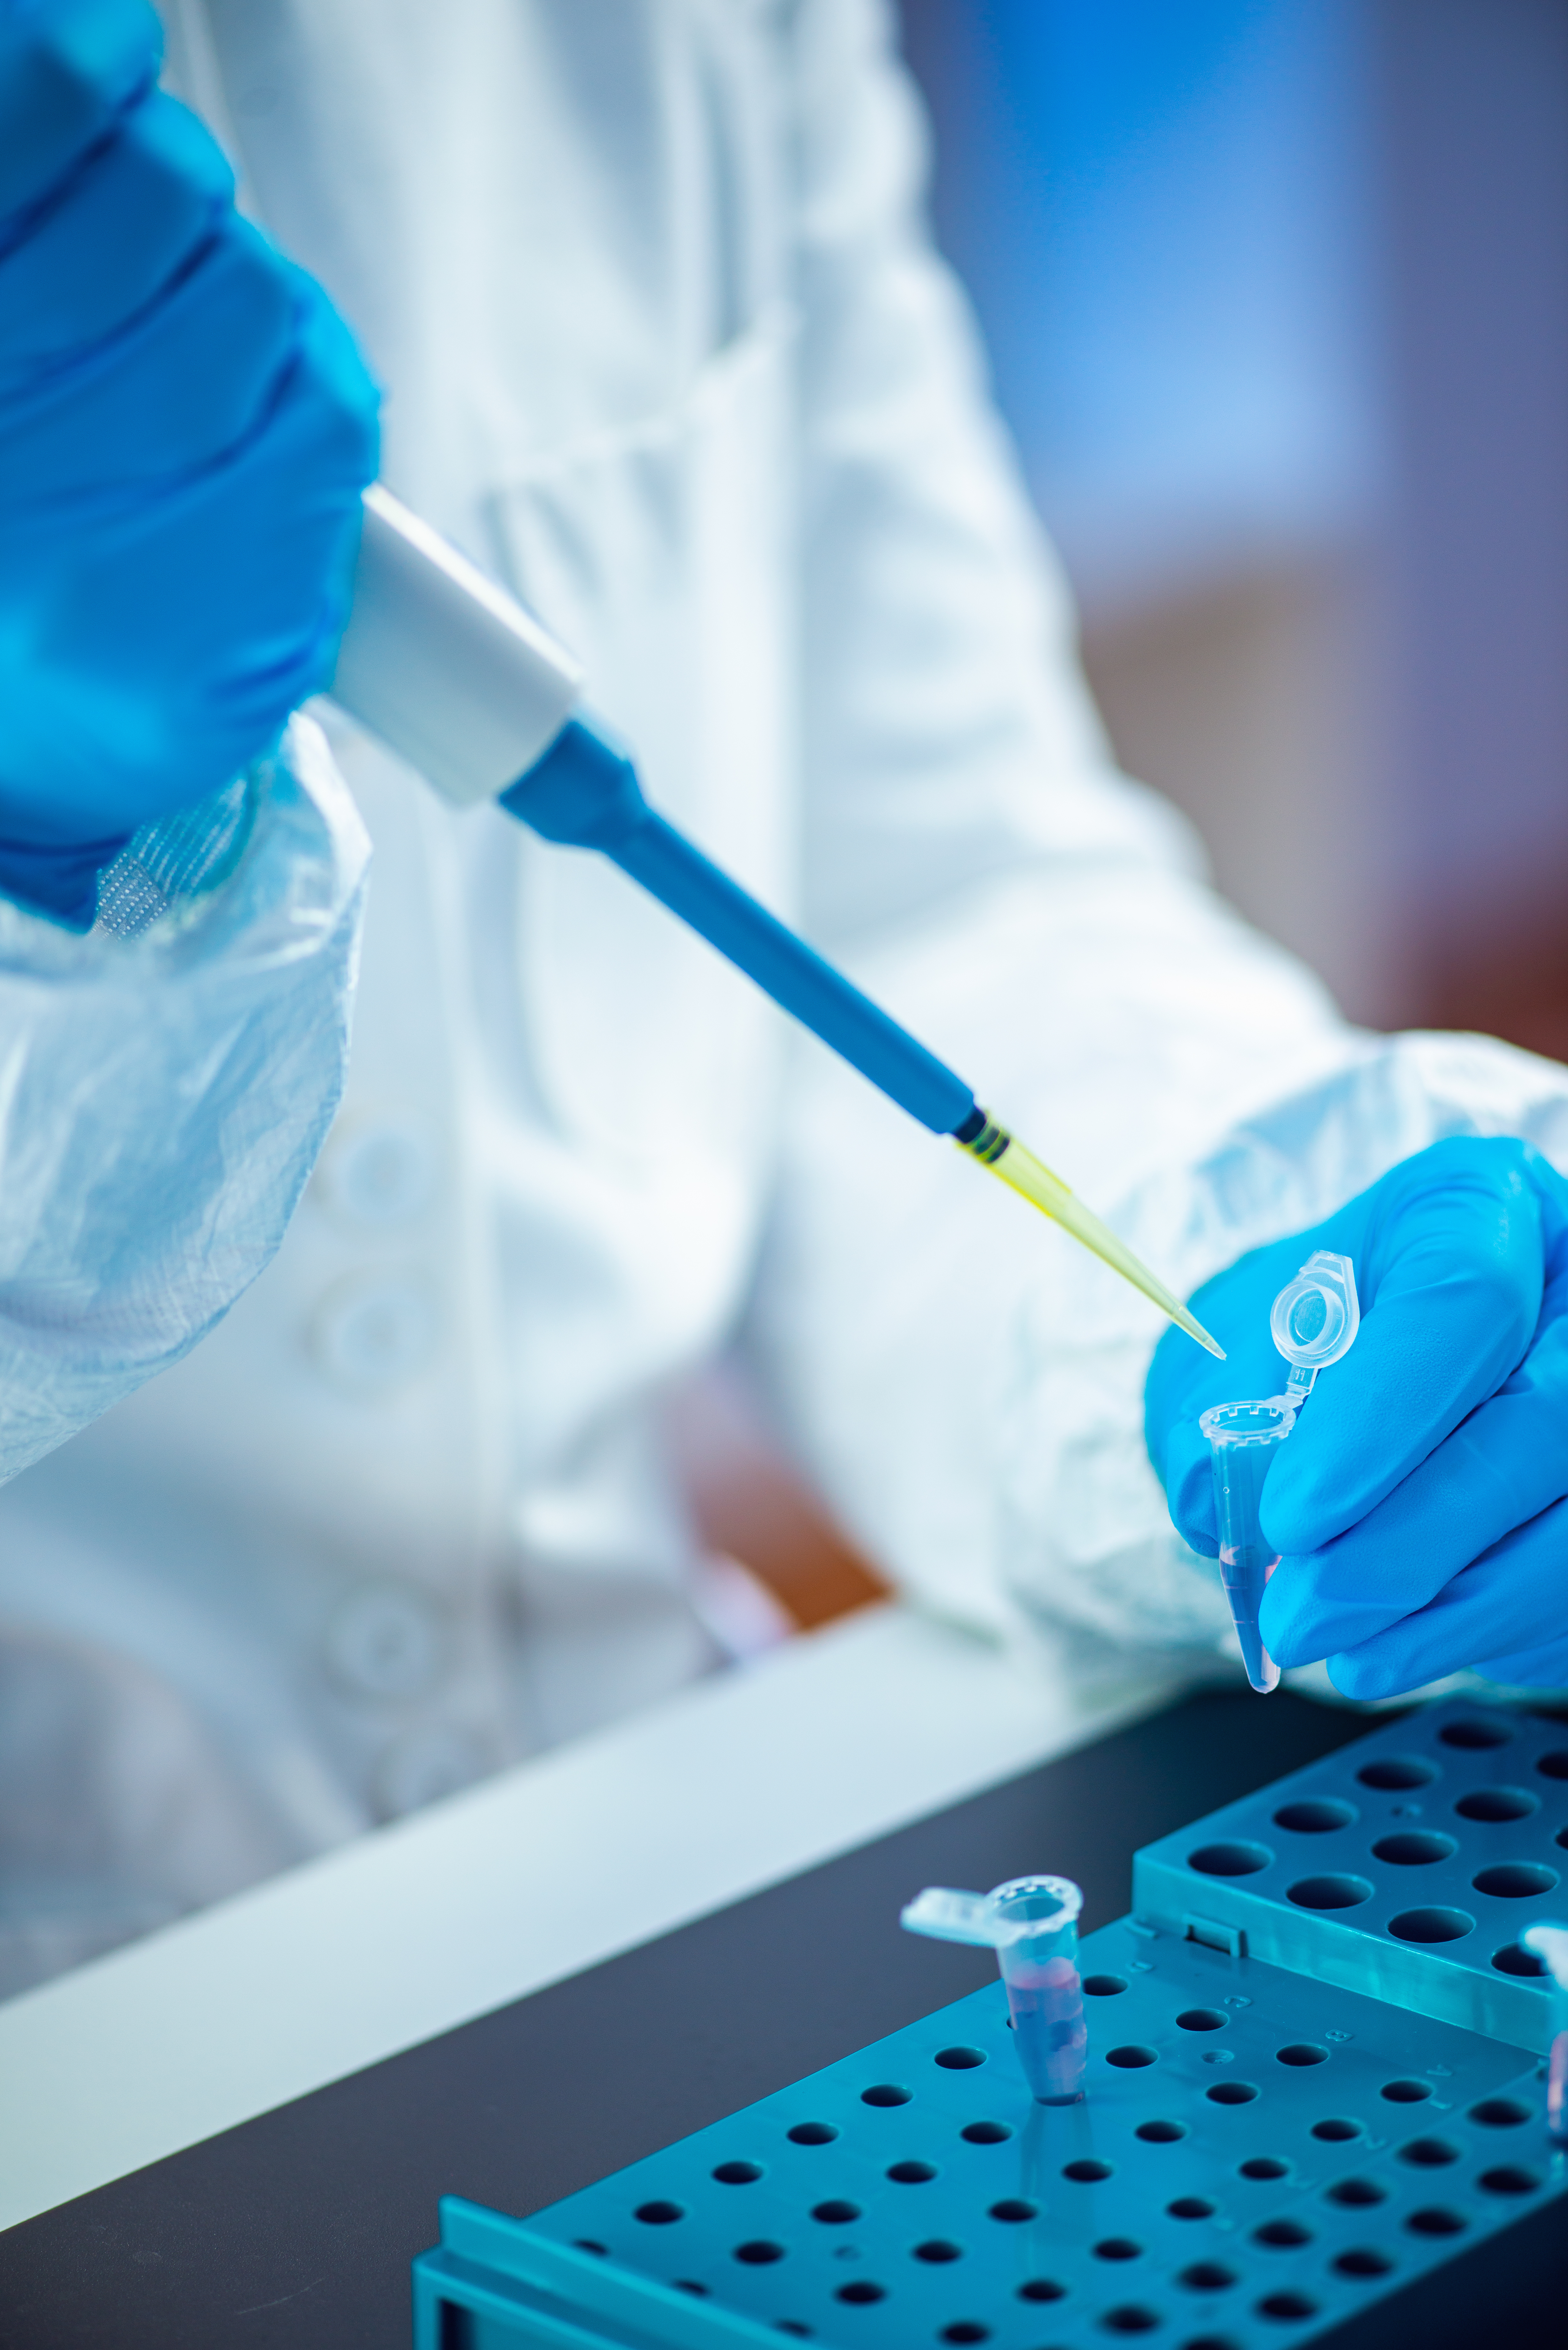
[958,1111,1225,1360]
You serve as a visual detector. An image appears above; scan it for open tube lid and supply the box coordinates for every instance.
[901,1876,1082,1951]
[1271,1249,1360,1409]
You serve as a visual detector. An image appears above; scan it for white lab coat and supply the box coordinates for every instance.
[3,0,1567,1991]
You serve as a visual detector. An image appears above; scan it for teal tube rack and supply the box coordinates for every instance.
[412,1701,1568,2347]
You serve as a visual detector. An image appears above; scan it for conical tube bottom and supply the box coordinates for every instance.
[1221,1556,1283,1695]
[959,1117,1225,1359]
[1202,1400,1294,1698]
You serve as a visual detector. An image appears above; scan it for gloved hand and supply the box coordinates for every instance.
[1145,1135,1568,1697]
[0,0,379,927]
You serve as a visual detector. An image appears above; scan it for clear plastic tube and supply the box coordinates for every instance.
[901,1873,1087,2104]
[990,1876,1087,2105]
[1522,1924,1568,2146]
[1200,1399,1296,1694]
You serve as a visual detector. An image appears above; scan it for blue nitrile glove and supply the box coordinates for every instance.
[1145,1136,1568,1697]
[0,0,379,928]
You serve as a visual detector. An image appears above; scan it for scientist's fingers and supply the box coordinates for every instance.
[1261,1312,1568,1665]
[1322,1496,1568,1699]
[1261,1163,1543,1555]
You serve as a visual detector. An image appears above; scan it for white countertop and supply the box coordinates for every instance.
[0,1603,1183,2232]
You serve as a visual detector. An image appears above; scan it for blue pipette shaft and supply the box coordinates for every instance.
[501,711,1225,1357]
[503,711,977,1135]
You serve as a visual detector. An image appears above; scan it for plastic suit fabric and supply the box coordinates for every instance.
[3,0,1568,1989]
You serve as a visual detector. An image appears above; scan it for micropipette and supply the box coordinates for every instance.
[328,487,1222,1359]
[1200,1251,1360,1693]
[1521,1922,1568,2147]
[902,1876,1087,2103]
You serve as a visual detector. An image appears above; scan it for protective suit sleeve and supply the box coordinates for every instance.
[747,0,1568,1675]
[0,711,368,1484]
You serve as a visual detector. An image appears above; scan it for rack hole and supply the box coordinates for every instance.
[1273,1799,1355,1833]
[913,2239,962,2263]
[1286,1874,1372,1910]
[1094,2238,1143,2262]
[1101,2309,1159,2334]
[934,2046,986,2070]
[1106,2045,1159,2069]
[812,2201,860,2225]
[1206,2081,1260,2105]
[941,2327,989,2346]
[1176,2009,1228,2033]
[1537,1749,1568,1781]
[1439,1716,1512,1749]
[990,2198,1038,2223]
[1084,1974,1130,1997]
[1405,2207,1466,2237]
[1253,2220,1312,2249]
[1275,2045,1327,2068]
[1136,2120,1188,2144]
[774,2324,810,2339]
[1189,1841,1272,1876]
[1387,1908,1473,1943]
[1380,2079,1433,2104]
[1065,2158,1115,2182]
[1469,2096,1532,2126]
[1168,2197,1217,2220]
[573,2241,607,2257]
[1310,2118,1362,2142]
[674,2279,709,2295]
[861,2083,912,2107]
[1398,2137,1459,2166]
[1239,2158,1289,2181]
[1473,1862,1558,1899]
[1492,1941,1549,1977]
[1333,2248,1392,2279]
[835,2280,885,2304]
[1178,2263,1237,2292]
[1256,2290,1317,2321]
[888,2160,938,2183]
[714,2161,763,2184]
[1456,1786,1538,1823]
[788,2122,838,2145]
[1325,2178,1386,2207]
[635,2201,684,2225]
[1372,1831,1455,1866]
[1357,1756,1436,1790]
[1019,2278,1067,2302]
[1479,2165,1542,2195]
[735,2240,786,2264]
[961,2121,1013,2145]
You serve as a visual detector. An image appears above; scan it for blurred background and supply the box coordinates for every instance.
[900,0,1568,1046]
[679,0,1568,1632]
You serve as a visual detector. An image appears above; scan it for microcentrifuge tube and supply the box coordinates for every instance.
[1200,1399,1295,1695]
[901,1875,1087,2104]
[1199,1253,1362,1696]
[1522,1923,1568,2146]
